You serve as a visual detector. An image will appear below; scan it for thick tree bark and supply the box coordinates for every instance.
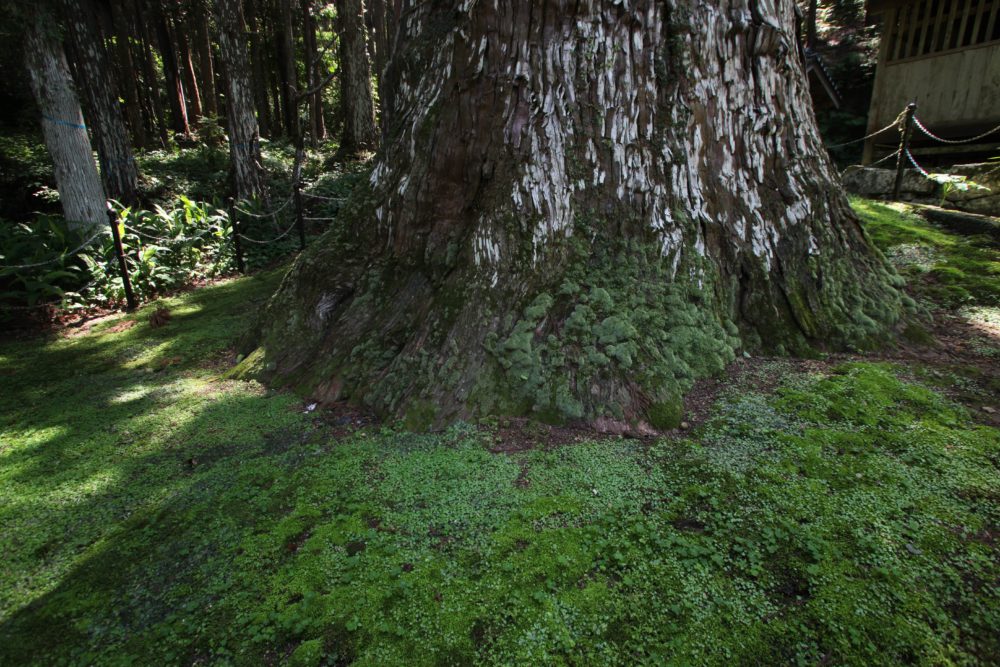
[248,0,909,431]
[60,0,141,205]
[23,3,106,233]
[213,0,267,202]
[337,0,378,154]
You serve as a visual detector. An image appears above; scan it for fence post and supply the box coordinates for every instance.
[294,180,306,251]
[229,197,246,274]
[892,102,917,201]
[106,205,137,312]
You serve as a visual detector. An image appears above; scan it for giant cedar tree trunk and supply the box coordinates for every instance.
[23,3,106,233]
[213,0,267,201]
[247,0,909,431]
[60,0,141,205]
[337,0,378,153]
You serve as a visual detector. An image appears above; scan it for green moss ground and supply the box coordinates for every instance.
[853,197,1000,308]
[0,201,998,665]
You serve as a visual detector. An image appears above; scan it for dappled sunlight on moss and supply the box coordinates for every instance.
[1,204,998,664]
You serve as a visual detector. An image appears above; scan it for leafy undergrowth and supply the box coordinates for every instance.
[854,197,1000,308]
[2,266,999,663]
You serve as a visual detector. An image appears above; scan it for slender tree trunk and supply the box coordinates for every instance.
[175,14,203,122]
[277,0,299,140]
[60,0,141,205]
[213,0,267,202]
[301,0,326,145]
[150,0,191,137]
[23,3,106,233]
[244,0,273,137]
[806,0,818,49]
[193,0,219,118]
[337,0,378,154]
[133,0,170,147]
[107,0,148,148]
[249,0,908,431]
[365,0,384,80]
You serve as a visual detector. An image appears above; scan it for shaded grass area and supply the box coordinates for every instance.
[0,203,998,665]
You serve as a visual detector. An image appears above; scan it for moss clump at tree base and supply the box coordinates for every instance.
[249,210,910,432]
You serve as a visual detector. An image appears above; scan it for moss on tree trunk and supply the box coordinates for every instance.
[242,0,911,432]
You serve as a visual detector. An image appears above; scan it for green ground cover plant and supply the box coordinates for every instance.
[0,201,997,665]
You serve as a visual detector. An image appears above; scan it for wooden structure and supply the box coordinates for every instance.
[863,0,1000,165]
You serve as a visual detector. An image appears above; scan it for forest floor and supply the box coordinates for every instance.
[0,200,998,666]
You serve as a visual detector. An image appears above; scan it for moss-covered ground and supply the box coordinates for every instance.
[1,201,998,665]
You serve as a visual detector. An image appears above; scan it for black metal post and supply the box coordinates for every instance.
[893,102,917,201]
[229,197,246,274]
[107,205,137,311]
[294,180,306,251]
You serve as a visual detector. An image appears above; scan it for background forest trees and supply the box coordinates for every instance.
[1,0,393,224]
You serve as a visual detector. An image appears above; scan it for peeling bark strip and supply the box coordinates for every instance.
[252,0,909,430]
[24,3,106,233]
[213,0,267,202]
[60,0,141,205]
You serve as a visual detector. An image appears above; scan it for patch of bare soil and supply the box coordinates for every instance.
[483,417,598,454]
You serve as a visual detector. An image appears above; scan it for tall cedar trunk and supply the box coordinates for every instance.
[107,0,148,148]
[60,0,141,205]
[244,0,273,137]
[133,0,170,147]
[23,3,106,233]
[368,0,388,82]
[248,0,908,431]
[378,0,402,143]
[301,0,326,144]
[277,0,299,140]
[337,0,378,154]
[193,0,219,118]
[213,0,267,202]
[151,1,191,136]
[175,14,203,122]
[806,0,818,49]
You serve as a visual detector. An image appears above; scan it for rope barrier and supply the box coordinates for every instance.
[0,228,106,271]
[913,117,1000,145]
[905,148,933,179]
[234,194,294,219]
[0,250,115,312]
[128,227,205,244]
[825,118,900,149]
[868,149,900,168]
[301,192,347,202]
[237,217,299,244]
[303,216,337,222]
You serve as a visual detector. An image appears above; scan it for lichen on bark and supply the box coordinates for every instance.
[243,0,910,431]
